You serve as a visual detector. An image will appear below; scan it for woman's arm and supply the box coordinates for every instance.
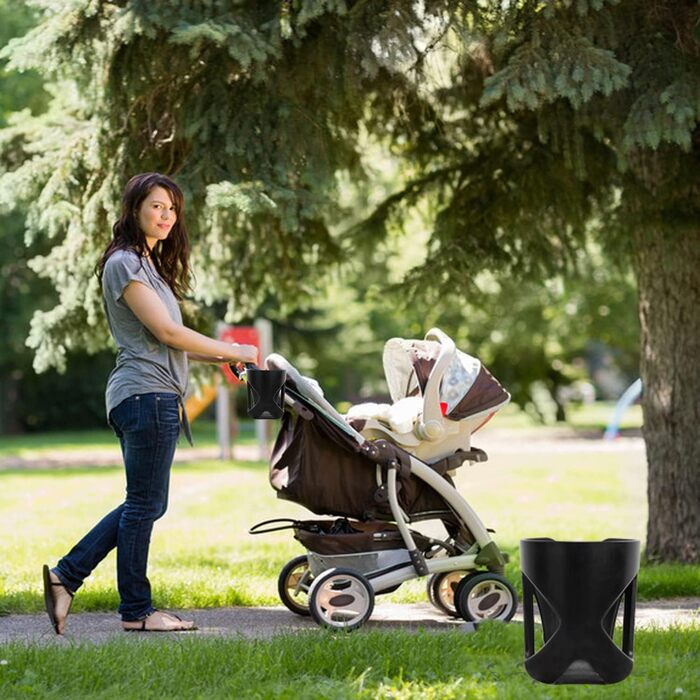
[122,281,257,364]
[187,352,231,363]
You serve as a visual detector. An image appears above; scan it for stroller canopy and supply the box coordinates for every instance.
[383,337,509,421]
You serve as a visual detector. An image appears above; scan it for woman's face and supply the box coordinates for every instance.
[137,185,178,250]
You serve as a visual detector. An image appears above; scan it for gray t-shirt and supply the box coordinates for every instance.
[102,248,189,420]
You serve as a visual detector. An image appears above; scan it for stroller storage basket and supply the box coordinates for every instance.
[307,549,412,578]
[250,517,433,558]
[294,519,430,555]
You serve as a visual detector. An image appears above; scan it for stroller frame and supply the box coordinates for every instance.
[356,454,499,589]
[251,328,516,630]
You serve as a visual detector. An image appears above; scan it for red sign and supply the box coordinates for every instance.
[219,326,260,385]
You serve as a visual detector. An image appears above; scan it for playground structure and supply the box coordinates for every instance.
[603,379,642,440]
[185,384,218,422]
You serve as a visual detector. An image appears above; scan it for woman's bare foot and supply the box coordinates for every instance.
[42,565,74,635]
[122,610,197,632]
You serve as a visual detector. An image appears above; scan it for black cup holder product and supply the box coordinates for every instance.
[245,369,286,419]
[520,538,640,685]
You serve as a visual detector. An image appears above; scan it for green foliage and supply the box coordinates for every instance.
[13,351,114,430]
[0,0,48,128]
[0,0,51,363]
[0,0,460,372]
[445,255,640,420]
[0,0,695,401]
[481,28,631,111]
[347,0,700,299]
[0,0,684,378]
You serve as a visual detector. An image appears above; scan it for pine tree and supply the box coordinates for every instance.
[0,0,420,368]
[1,1,698,562]
[354,0,700,563]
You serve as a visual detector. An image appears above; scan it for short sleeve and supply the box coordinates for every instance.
[103,251,153,302]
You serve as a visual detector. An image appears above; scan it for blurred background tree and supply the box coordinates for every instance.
[0,0,639,416]
[342,0,699,562]
[0,0,116,432]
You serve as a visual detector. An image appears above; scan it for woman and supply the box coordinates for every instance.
[42,172,257,634]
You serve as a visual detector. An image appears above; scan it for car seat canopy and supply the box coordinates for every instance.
[383,337,508,421]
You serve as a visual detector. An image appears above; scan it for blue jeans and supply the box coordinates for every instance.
[53,392,181,621]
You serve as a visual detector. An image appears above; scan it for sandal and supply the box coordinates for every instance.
[122,610,197,632]
[42,564,74,635]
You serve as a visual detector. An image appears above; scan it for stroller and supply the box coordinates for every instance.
[247,328,516,631]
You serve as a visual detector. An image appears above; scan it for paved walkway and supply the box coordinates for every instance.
[1,600,698,646]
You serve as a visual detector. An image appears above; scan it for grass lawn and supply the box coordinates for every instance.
[1,411,698,699]
[490,401,643,433]
[0,421,697,615]
[0,625,698,699]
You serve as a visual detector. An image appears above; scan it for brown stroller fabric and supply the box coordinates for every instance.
[293,519,432,555]
[269,405,454,522]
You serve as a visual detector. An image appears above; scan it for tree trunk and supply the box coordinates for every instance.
[0,374,22,434]
[635,232,700,563]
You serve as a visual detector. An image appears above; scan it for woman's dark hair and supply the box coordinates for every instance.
[96,172,191,300]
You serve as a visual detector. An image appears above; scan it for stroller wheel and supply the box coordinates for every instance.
[278,555,314,616]
[308,568,375,631]
[426,571,469,617]
[454,573,518,623]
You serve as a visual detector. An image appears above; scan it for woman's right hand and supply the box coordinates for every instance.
[230,343,258,364]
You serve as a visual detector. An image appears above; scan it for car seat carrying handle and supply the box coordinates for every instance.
[419,328,456,440]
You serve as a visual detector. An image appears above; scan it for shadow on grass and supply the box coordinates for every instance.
[568,427,642,440]
[0,465,124,478]
[0,458,270,478]
[0,586,255,615]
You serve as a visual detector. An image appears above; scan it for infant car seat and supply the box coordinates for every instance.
[346,328,510,463]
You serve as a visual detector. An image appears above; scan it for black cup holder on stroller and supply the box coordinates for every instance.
[520,538,640,685]
[245,368,286,419]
